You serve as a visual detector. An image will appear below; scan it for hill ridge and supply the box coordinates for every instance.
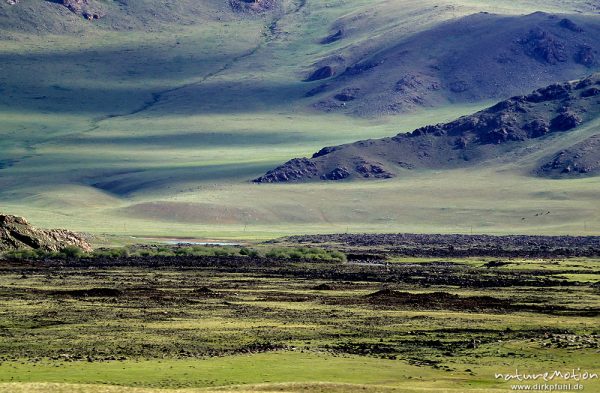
[254,73,600,183]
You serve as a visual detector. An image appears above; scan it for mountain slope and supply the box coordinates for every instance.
[254,73,600,182]
[0,0,238,33]
[537,133,600,177]
[305,12,600,116]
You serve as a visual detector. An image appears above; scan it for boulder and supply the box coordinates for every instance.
[0,214,92,253]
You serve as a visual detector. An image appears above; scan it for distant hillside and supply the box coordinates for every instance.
[304,12,600,116]
[254,73,600,182]
[0,0,244,33]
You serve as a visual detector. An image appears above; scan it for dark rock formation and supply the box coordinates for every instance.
[559,18,583,32]
[575,45,595,67]
[581,87,600,97]
[321,30,343,45]
[229,0,280,13]
[254,158,319,183]
[321,167,350,180]
[305,84,329,97]
[342,60,383,76]
[520,28,567,64]
[355,161,393,179]
[538,134,600,177]
[334,88,359,102]
[306,66,334,82]
[0,214,92,252]
[550,112,581,131]
[56,0,103,20]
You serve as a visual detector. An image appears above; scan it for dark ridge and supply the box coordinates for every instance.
[254,73,600,183]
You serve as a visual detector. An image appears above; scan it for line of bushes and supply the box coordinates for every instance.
[265,247,347,262]
[1,245,346,262]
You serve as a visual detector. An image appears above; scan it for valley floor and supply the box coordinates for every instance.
[1,241,598,392]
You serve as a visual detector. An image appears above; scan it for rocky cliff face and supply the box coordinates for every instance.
[59,0,103,20]
[0,214,92,252]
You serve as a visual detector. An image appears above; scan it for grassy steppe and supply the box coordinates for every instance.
[0,253,599,392]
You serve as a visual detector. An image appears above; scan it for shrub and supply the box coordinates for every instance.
[239,247,260,257]
[3,249,41,260]
[59,245,87,259]
[264,247,346,262]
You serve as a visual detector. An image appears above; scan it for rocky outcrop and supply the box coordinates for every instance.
[538,134,600,177]
[67,0,103,20]
[0,214,92,252]
[519,28,567,64]
[254,73,600,182]
[229,0,281,14]
[254,158,319,183]
[321,30,343,45]
[306,66,334,82]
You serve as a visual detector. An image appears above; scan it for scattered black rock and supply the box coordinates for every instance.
[395,74,440,93]
[312,283,335,290]
[365,289,511,311]
[522,28,567,64]
[312,146,340,158]
[53,288,122,298]
[559,18,583,32]
[342,60,382,76]
[524,119,550,137]
[355,161,393,179]
[253,158,319,183]
[193,286,222,298]
[449,81,469,93]
[229,0,280,14]
[321,167,350,180]
[321,30,343,44]
[575,45,595,67]
[274,233,600,258]
[53,0,103,20]
[550,111,581,131]
[483,260,512,268]
[525,82,571,103]
[581,87,600,97]
[334,88,359,102]
[538,134,600,177]
[305,84,329,97]
[306,66,334,82]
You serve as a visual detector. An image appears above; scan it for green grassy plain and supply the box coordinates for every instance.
[0,254,598,392]
[1,0,600,239]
